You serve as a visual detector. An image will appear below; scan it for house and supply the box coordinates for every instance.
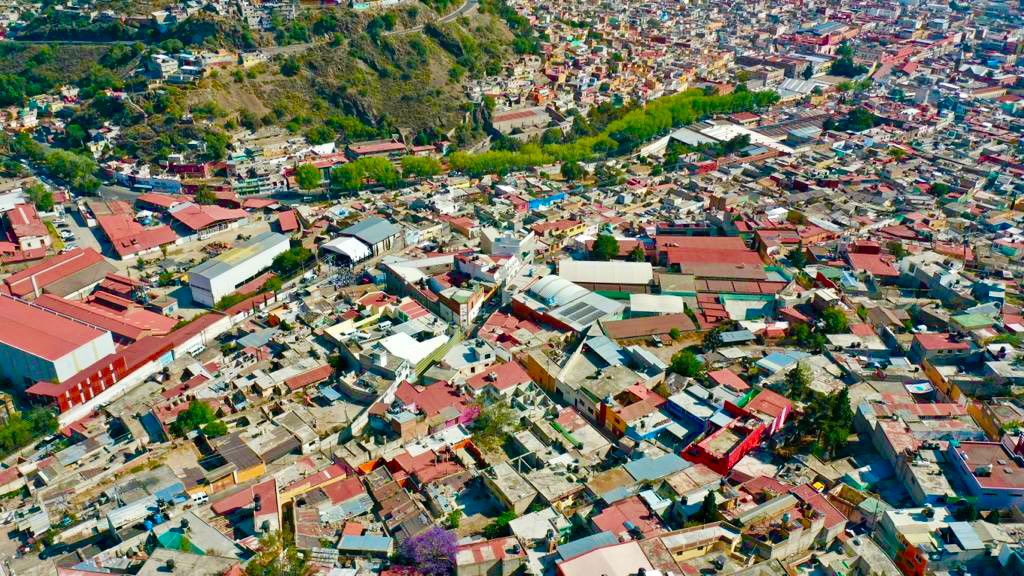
[455,537,528,576]
[944,438,1024,510]
[908,333,976,365]
[5,203,51,251]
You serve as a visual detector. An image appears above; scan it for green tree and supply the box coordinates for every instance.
[25,183,54,212]
[669,327,682,341]
[785,363,811,401]
[629,244,646,262]
[703,327,724,353]
[590,233,619,261]
[245,531,311,576]
[886,241,908,259]
[203,130,231,161]
[401,156,442,179]
[560,160,585,181]
[788,245,807,269]
[330,162,364,192]
[261,276,283,293]
[65,124,88,148]
[280,56,301,77]
[360,156,401,188]
[294,163,322,191]
[482,510,517,539]
[471,399,517,452]
[697,490,719,523]
[169,400,217,437]
[194,186,217,205]
[802,64,814,80]
[272,247,313,278]
[821,306,849,334]
[443,509,463,529]
[306,125,335,145]
[670,350,704,378]
[0,74,27,107]
[202,420,228,438]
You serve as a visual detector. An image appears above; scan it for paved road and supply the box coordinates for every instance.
[385,0,479,36]
[97,182,141,204]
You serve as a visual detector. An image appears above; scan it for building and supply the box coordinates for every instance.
[188,232,290,307]
[5,203,51,251]
[2,247,115,299]
[455,537,528,576]
[0,294,116,388]
[945,439,1024,510]
[338,216,402,257]
[909,333,977,365]
[557,259,655,294]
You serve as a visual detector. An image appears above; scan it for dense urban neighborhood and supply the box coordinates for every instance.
[0,1,1022,576]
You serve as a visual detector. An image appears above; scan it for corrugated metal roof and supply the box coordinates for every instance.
[624,453,690,482]
[189,231,289,280]
[340,216,400,247]
[557,531,618,561]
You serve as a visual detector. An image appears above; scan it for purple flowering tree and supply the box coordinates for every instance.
[400,526,457,576]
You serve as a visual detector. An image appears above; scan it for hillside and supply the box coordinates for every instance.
[110,6,514,161]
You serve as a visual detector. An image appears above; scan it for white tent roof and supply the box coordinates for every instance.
[323,236,371,262]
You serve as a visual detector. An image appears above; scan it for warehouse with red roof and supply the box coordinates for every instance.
[2,247,115,299]
[0,294,116,388]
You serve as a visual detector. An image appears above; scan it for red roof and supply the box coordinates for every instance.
[242,198,279,210]
[846,252,898,277]
[285,365,333,391]
[456,537,526,567]
[282,462,347,494]
[211,478,278,516]
[349,141,406,155]
[321,476,366,504]
[465,361,532,392]
[745,389,792,422]
[6,203,48,239]
[136,192,188,210]
[591,495,665,538]
[790,484,846,529]
[96,213,178,258]
[0,294,109,361]
[34,294,176,342]
[914,333,971,351]
[394,380,472,420]
[169,204,247,231]
[277,210,299,233]
[954,441,1024,490]
[707,369,750,392]
[3,248,107,298]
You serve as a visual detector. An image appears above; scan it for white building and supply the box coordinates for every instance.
[188,231,290,307]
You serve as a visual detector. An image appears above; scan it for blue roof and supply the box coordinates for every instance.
[238,328,278,349]
[720,329,755,343]
[624,453,690,482]
[601,486,631,504]
[341,216,400,246]
[338,534,394,553]
[557,531,618,561]
[319,385,342,403]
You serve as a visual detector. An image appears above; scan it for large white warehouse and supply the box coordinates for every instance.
[189,231,291,307]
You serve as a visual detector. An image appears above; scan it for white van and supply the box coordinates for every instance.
[191,492,209,505]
